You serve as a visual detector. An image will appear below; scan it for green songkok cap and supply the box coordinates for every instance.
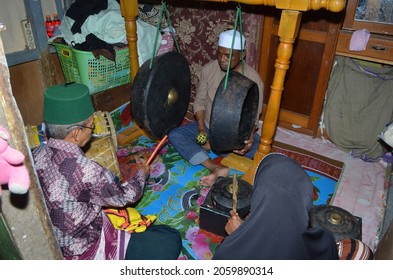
[44,83,94,125]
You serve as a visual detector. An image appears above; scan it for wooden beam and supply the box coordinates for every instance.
[198,0,346,12]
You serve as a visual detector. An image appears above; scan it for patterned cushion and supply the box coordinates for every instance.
[138,4,168,29]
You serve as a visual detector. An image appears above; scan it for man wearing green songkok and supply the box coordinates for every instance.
[33,83,181,260]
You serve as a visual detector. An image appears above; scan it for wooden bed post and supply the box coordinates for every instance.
[120,0,139,81]
[242,10,302,183]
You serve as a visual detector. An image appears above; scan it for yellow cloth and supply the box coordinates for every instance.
[104,207,156,233]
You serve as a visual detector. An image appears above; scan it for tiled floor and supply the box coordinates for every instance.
[273,127,390,252]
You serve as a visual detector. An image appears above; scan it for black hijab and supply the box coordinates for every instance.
[213,153,338,260]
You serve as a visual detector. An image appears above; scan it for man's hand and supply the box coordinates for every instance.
[140,164,150,177]
[136,156,151,177]
[225,210,243,235]
[233,138,253,155]
[233,126,257,155]
[202,140,211,151]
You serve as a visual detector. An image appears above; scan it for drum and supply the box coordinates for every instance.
[199,175,252,237]
[211,176,252,218]
[91,111,118,150]
[85,111,121,179]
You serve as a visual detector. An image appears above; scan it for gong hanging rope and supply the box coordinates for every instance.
[224,5,245,90]
[150,1,181,70]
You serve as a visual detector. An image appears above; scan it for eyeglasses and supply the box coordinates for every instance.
[67,124,96,132]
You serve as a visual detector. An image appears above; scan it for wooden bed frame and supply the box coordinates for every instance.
[120,0,347,183]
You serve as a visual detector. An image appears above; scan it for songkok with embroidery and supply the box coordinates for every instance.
[44,83,94,125]
[218,29,246,50]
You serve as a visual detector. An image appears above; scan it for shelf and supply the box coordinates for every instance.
[336,30,393,65]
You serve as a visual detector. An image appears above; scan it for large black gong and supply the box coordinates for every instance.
[209,71,259,153]
[310,204,362,242]
[131,51,191,140]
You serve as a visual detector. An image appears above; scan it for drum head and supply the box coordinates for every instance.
[211,176,252,217]
[209,71,259,153]
[131,51,191,140]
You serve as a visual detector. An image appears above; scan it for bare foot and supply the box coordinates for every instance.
[200,166,229,187]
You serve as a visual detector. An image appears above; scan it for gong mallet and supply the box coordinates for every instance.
[146,135,168,165]
[232,173,239,214]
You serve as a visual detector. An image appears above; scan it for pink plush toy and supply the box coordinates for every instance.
[0,126,30,196]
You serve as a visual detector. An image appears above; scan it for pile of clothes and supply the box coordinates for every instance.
[56,0,160,65]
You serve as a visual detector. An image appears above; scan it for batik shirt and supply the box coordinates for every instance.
[32,138,147,258]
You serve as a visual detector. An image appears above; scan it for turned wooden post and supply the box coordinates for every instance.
[120,0,139,81]
[242,10,301,183]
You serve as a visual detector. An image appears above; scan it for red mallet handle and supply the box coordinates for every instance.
[146,135,168,165]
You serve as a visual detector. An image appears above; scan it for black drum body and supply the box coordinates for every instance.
[310,204,362,242]
[209,71,259,153]
[199,176,252,237]
[131,51,191,140]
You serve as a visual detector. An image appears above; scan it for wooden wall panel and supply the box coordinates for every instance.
[9,53,65,126]
[259,6,344,136]
[265,36,324,116]
[9,60,45,126]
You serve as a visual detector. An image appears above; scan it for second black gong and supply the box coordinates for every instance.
[310,204,362,242]
[131,51,191,140]
[209,71,259,153]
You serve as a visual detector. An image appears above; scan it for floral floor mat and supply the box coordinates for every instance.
[117,135,344,260]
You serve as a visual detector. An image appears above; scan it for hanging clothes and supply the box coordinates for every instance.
[323,56,393,161]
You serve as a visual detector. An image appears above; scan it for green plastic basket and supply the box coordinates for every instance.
[53,43,131,94]
[53,43,81,84]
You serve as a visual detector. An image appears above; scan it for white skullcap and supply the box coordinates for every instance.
[218,29,246,50]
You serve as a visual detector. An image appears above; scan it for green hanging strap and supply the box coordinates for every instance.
[239,7,245,75]
[150,2,180,70]
[223,6,244,90]
[164,4,181,53]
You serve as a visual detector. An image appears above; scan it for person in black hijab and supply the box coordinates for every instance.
[213,153,339,260]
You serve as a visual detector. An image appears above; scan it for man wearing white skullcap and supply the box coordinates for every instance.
[218,29,246,50]
[169,29,264,187]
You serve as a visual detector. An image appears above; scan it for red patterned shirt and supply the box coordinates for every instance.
[32,138,147,258]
